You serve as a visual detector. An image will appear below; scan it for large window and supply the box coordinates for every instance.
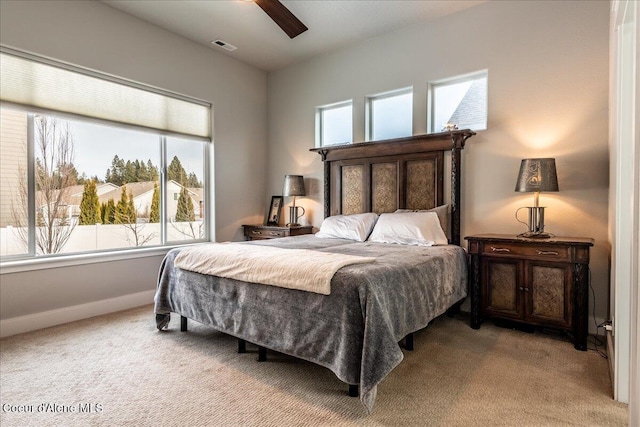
[366,88,413,141]
[316,101,352,147]
[429,70,488,133]
[0,48,211,261]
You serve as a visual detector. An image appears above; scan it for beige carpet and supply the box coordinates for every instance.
[0,305,628,427]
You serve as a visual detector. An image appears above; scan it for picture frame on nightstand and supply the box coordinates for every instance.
[266,196,283,226]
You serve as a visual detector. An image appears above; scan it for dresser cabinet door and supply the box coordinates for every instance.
[524,261,572,328]
[482,258,523,320]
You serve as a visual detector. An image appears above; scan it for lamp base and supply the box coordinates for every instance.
[516,206,551,239]
[518,231,552,239]
[287,206,305,228]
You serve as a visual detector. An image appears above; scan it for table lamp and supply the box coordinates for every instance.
[515,158,559,238]
[283,175,306,226]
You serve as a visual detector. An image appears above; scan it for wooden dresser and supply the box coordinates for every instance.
[465,234,594,350]
[242,224,313,241]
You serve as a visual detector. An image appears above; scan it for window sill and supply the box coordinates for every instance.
[0,244,200,275]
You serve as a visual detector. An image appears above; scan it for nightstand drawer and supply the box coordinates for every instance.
[248,228,286,239]
[242,224,313,241]
[482,242,569,261]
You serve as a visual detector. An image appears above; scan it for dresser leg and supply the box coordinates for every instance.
[574,341,587,351]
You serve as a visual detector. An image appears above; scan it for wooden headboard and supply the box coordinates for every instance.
[310,130,475,246]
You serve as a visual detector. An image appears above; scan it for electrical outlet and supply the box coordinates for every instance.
[605,317,615,336]
[611,316,614,336]
[600,319,613,336]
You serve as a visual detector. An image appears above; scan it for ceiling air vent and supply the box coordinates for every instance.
[211,39,237,52]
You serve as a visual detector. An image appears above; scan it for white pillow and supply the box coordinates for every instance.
[315,213,379,242]
[368,212,448,246]
[394,204,449,238]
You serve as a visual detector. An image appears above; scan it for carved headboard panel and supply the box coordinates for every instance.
[331,152,443,216]
[310,130,475,245]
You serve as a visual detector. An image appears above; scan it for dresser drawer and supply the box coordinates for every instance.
[482,242,570,261]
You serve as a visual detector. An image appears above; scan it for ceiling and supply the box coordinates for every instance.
[102,0,486,72]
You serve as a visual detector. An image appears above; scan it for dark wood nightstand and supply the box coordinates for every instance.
[465,234,594,351]
[242,224,313,241]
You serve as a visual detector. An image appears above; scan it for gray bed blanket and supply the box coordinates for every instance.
[154,235,467,413]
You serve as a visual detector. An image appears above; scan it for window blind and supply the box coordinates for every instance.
[0,49,211,140]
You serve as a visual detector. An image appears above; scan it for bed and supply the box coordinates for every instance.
[154,130,475,412]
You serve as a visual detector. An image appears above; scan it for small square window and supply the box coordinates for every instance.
[429,70,487,133]
[366,88,413,141]
[316,101,352,147]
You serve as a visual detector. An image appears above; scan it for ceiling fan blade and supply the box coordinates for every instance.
[255,0,308,39]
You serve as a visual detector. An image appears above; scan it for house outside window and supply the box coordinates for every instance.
[316,101,352,147]
[0,48,211,261]
[429,70,488,133]
[366,88,413,141]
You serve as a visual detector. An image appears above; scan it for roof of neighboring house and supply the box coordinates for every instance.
[67,182,121,206]
[96,183,119,195]
[98,181,157,204]
[447,78,487,130]
[63,182,118,197]
[187,187,203,201]
[66,185,87,198]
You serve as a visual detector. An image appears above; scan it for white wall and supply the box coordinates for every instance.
[0,0,267,327]
[266,1,611,326]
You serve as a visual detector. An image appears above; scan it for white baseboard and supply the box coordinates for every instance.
[607,330,615,397]
[0,290,155,338]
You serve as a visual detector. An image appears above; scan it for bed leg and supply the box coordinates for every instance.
[237,339,246,354]
[257,346,267,362]
[404,333,414,351]
[446,299,463,317]
[155,313,170,331]
[180,316,188,332]
[348,384,359,397]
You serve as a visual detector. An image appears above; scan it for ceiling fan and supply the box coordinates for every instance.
[254,0,308,39]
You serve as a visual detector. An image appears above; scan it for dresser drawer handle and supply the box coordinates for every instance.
[537,250,559,256]
[491,247,511,253]
[251,230,262,235]
[269,232,279,236]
